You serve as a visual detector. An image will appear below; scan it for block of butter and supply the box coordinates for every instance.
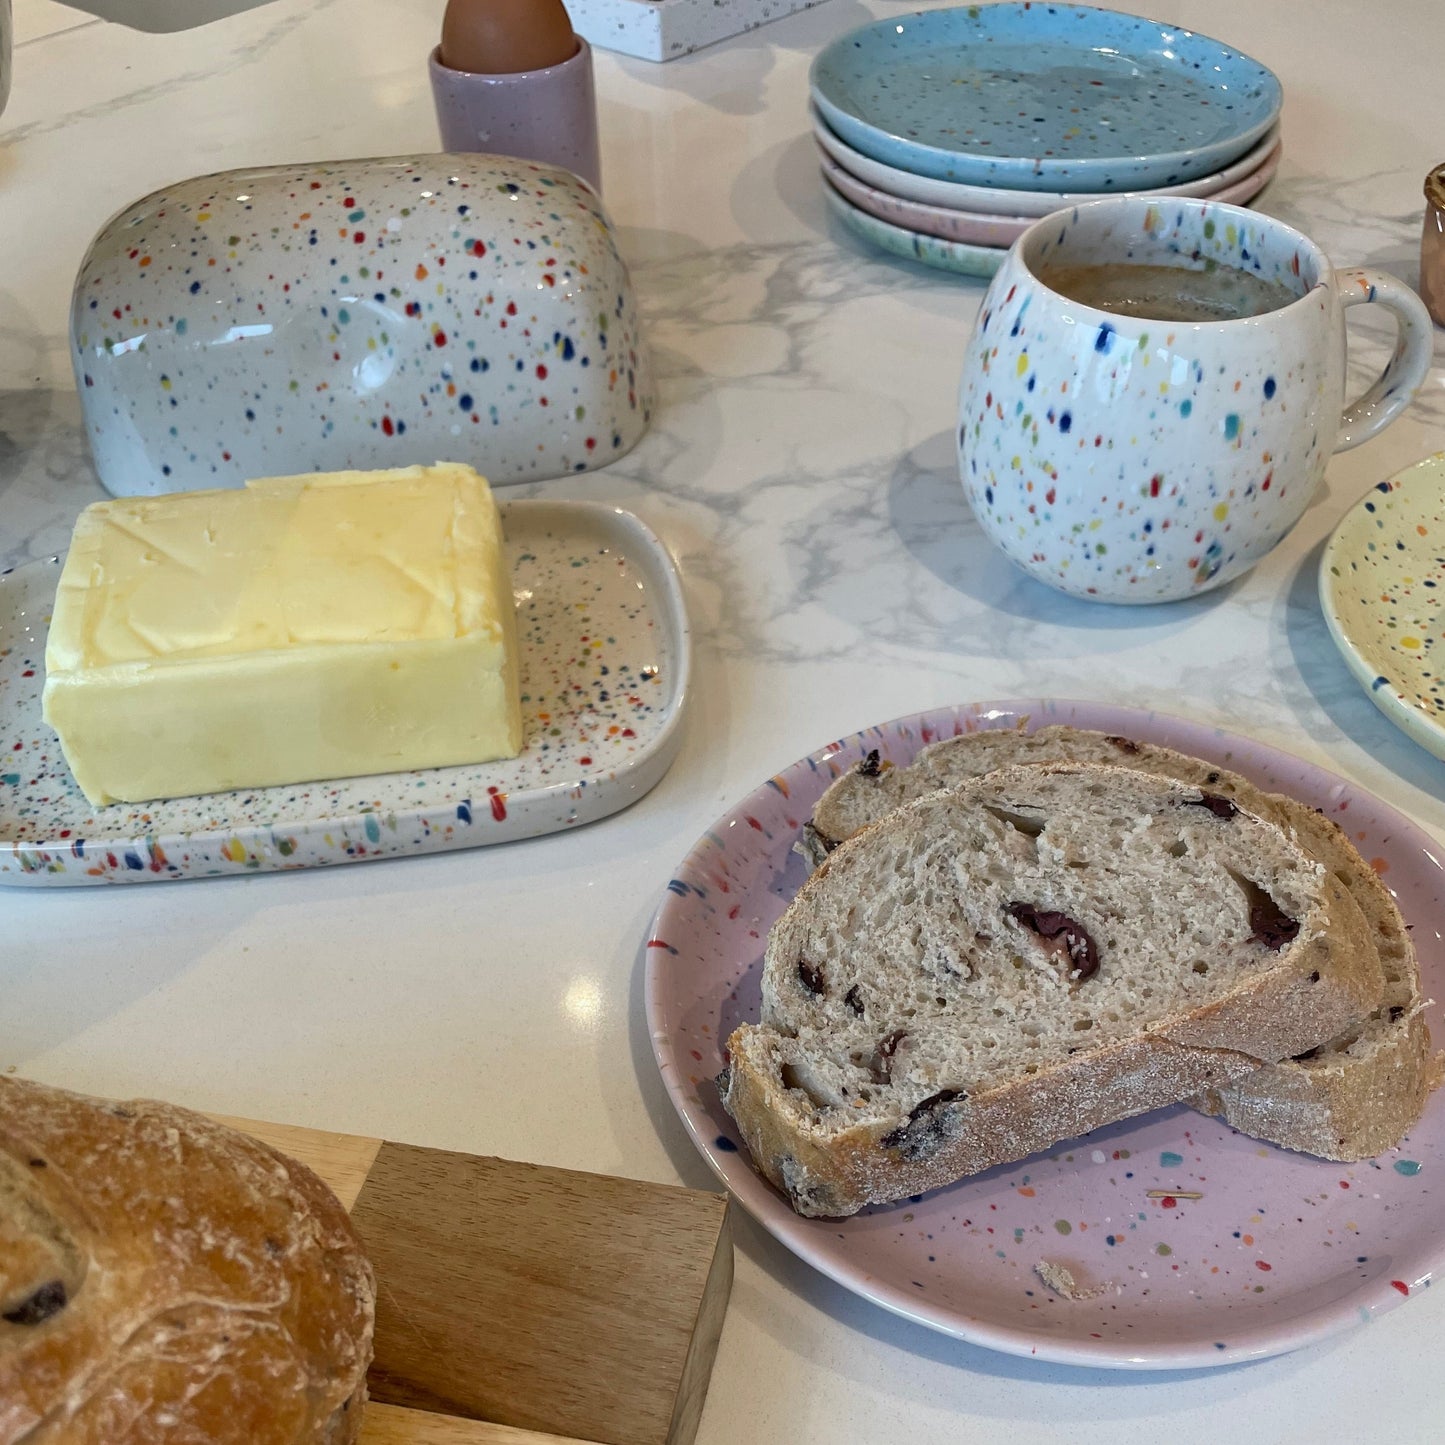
[42,464,524,806]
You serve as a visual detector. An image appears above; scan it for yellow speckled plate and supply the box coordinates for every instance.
[1321,452,1445,760]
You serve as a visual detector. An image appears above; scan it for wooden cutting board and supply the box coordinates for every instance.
[216,1117,734,1445]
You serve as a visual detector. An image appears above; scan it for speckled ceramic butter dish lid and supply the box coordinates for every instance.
[71,153,653,497]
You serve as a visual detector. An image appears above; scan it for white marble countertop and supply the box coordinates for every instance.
[3,0,1444,1438]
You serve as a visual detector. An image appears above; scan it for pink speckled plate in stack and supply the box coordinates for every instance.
[645,700,1445,1368]
[811,106,1283,218]
[821,145,1283,250]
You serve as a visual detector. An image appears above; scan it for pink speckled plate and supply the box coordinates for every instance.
[0,500,689,885]
[645,701,1445,1369]
[820,144,1282,249]
[821,155,1032,247]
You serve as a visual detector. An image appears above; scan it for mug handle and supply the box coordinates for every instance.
[1333,267,1436,452]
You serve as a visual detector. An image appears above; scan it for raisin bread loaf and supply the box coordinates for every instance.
[722,764,1381,1217]
[0,1076,375,1444]
[805,724,1439,1160]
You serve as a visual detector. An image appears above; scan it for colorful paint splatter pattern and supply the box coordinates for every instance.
[645,700,1445,1367]
[958,200,1340,602]
[1322,453,1445,761]
[71,155,652,496]
[0,502,687,884]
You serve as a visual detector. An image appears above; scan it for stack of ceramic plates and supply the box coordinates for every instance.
[812,4,1284,278]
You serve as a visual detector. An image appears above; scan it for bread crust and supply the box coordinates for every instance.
[0,1077,375,1445]
[1193,799,1440,1157]
[724,1025,1267,1217]
[807,724,1439,1161]
[1195,1009,1440,1160]
[725,764,1383,1217]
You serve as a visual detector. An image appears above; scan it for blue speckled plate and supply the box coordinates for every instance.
[825,184,1003,279]
[0,501,689,885]
[810,5,1282,191]
[1321,453,1445,762]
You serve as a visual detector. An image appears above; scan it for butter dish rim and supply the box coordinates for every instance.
[0,499,689,885]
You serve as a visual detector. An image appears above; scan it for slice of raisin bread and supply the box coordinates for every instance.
[722,764,1381,1217]
[804,724,1439,1160]
[1196,801,1441,1159]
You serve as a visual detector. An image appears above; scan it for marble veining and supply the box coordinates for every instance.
[5,0,1445,1430]
[1,0,346,149]
[8,177,1442,698]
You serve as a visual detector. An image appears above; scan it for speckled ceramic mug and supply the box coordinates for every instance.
[958,198,1434,602]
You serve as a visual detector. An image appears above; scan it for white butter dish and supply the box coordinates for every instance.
[0,500,688,885]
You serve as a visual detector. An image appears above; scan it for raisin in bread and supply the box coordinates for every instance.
[722,764,1381,1217]
[805,724,1439,1160]
[0,1076,375,1445]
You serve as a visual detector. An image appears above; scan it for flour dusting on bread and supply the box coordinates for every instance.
[0,1076,375,1445]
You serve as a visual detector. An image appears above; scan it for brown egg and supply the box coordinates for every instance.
[440,0,579,75]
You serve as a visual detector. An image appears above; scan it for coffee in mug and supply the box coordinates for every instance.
[1034,261,1300,323]
[957,198,1434,603]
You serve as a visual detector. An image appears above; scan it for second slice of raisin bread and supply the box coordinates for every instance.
[1195,800,1440,1159]
[722,764,1381,1217]
[805,723,1438,1160]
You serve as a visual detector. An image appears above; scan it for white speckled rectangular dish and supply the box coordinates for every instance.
[0,500,688,885]
[569,0,829,61]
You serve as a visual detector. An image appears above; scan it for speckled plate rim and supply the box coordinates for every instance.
[1321,453,1445,762]
[0,500,691,885]
[820,153,1031,246]
[645,699,1445,1370]
[810,106,1283,218]
[821,146,1283,248]
[809,5,1282,190]
[824,185,1003,279]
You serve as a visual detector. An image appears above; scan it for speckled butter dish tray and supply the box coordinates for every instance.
[1321,453,1445,762]
[647,701,1445,1369]
[0,501,688,885]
